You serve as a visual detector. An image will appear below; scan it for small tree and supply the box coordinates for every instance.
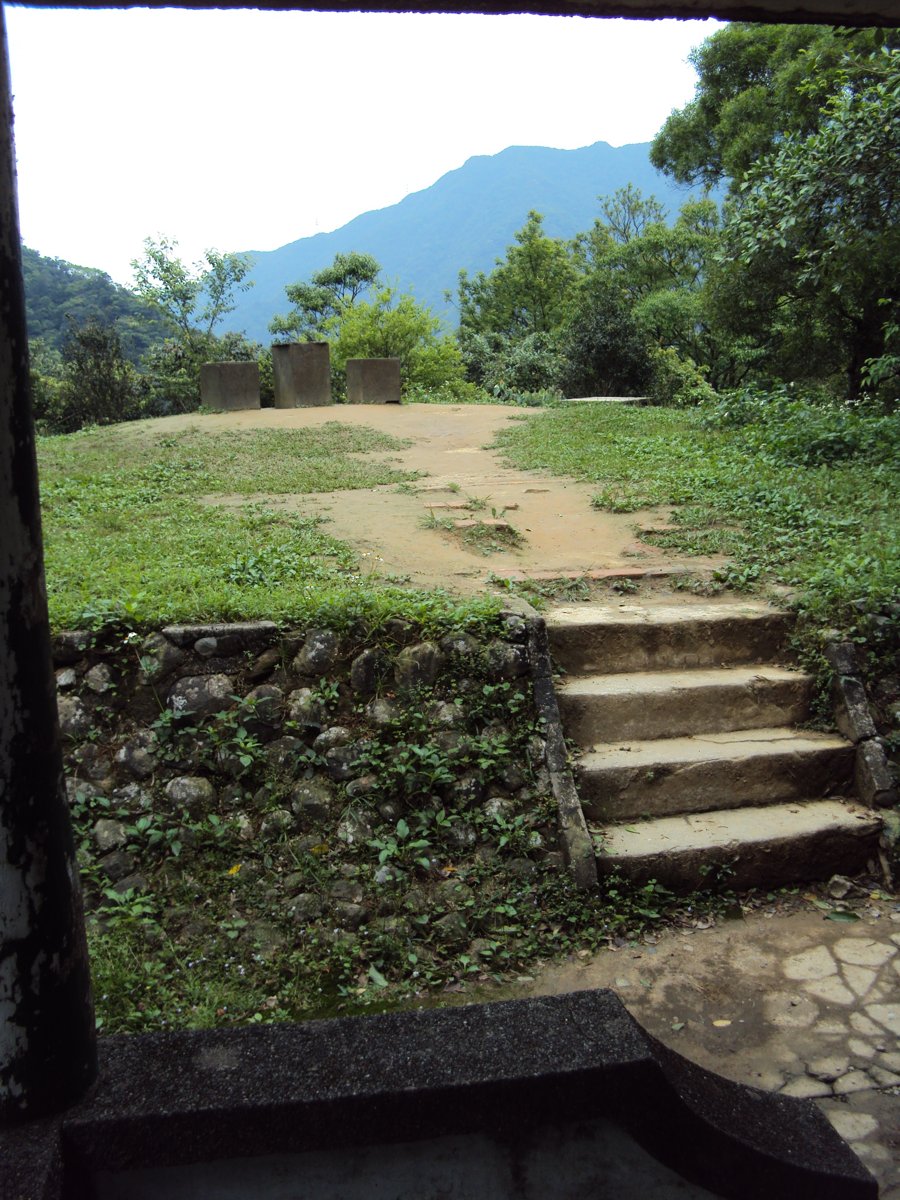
[131,237,254,412]
[270,251,381,342]
[132,237,253,338]
[273,253,465,398]
[33,317,140,433]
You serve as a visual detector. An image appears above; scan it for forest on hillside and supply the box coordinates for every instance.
[25,25,899,433]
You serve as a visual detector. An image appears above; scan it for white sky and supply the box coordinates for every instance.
[5,6,719,286]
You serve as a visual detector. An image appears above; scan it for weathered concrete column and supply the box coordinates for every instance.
[272,342,331,407]
[346,358,402,404]
[199,361,260,411]
[0,10,96,1122]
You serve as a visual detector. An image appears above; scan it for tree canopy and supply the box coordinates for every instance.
[650,25,897,192]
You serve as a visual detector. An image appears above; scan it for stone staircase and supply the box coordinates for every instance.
[547,600,882,892]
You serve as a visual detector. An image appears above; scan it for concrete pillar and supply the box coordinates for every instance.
[346,358,402,404]
[272,342,331,407]
[0,10,97,1122]
[199,361,260,411]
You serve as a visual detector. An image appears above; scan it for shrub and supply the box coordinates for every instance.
[648,347,717,407]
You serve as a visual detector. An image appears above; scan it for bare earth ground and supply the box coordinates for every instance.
[149,403,898,1191]
[153,403,726,593]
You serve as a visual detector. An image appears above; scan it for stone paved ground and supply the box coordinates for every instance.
[516,901,900,1195]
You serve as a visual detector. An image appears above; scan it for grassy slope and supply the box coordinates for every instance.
[494,402,900,692]
[37,420,499,632]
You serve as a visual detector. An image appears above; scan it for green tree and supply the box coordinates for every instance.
[650,24,895,192]
[32,317,140,433]
[132,237,253,338]
[458,211,578,340]
[274,251,465,397]
[576,190,736,395]
[270,251,381,342]
[131,237,256,412]
[715,52,900,401]
[557,277,653,398]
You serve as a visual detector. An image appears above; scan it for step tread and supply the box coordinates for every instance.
[592,799,880,859]
[579,727,849,768]
[557,665,811,698]
[548,600,785,630]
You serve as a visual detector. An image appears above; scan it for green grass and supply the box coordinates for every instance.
[37,422,442,630]
[494,400,900,691]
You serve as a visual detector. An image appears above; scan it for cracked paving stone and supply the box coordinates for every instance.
[814,1019,850,1035]
[867,1064,900,1088]
[826,1110,879,1140]
[751,1069,785,1091]
[855,1143,892,1165]
[783,945,838,981]
[808,1054,850,1081]
[833,1069,875,1095]
[865,1004,900,1036]
[803,977,856,1006]
[851,1011,885,1036]
[841,963,878,997]
[763,993,819,1028]
[780,1076,833,1099]
[848,1037,877,1059]
[833,937,898,969]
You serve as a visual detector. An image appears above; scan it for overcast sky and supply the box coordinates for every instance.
[5,7,719,286]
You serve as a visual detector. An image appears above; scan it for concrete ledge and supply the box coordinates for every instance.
[527,617,598,889]
[0,992,876,1199]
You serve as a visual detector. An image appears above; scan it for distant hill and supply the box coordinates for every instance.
[22,246,170,363]
[225,141,708,343]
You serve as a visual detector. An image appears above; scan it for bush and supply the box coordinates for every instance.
[33,318,143,434]
[703,384,900,466]
[461,331,563,404]
[557,294,653,399]
[648,347,717,407]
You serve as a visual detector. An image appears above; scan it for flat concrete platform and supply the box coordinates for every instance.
[559,395,644,404]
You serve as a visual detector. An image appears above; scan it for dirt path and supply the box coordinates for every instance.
[152,403,725,594]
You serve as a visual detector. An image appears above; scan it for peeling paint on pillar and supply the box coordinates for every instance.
[0,10,96,1121]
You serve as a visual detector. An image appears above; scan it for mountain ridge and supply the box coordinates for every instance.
[225,140,706,342]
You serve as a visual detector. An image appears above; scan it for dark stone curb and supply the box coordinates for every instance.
[0,991,875,1199]
[527,617,598,889]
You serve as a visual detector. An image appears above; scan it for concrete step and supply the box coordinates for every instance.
[592,799,882,892]
[577,727,855,821]
[557,666,814,743]
[548,601,790,675]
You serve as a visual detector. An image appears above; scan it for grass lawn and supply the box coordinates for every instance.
[37,419,500,633]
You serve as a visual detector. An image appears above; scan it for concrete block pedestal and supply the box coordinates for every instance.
[272,342,331,408]
[200,362,260,412]
[346,357,401,404]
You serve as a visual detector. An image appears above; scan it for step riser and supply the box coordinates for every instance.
[598,819,880,893]
[550,614,789,675]
[558,676,813,742]
[579,745,855,821]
